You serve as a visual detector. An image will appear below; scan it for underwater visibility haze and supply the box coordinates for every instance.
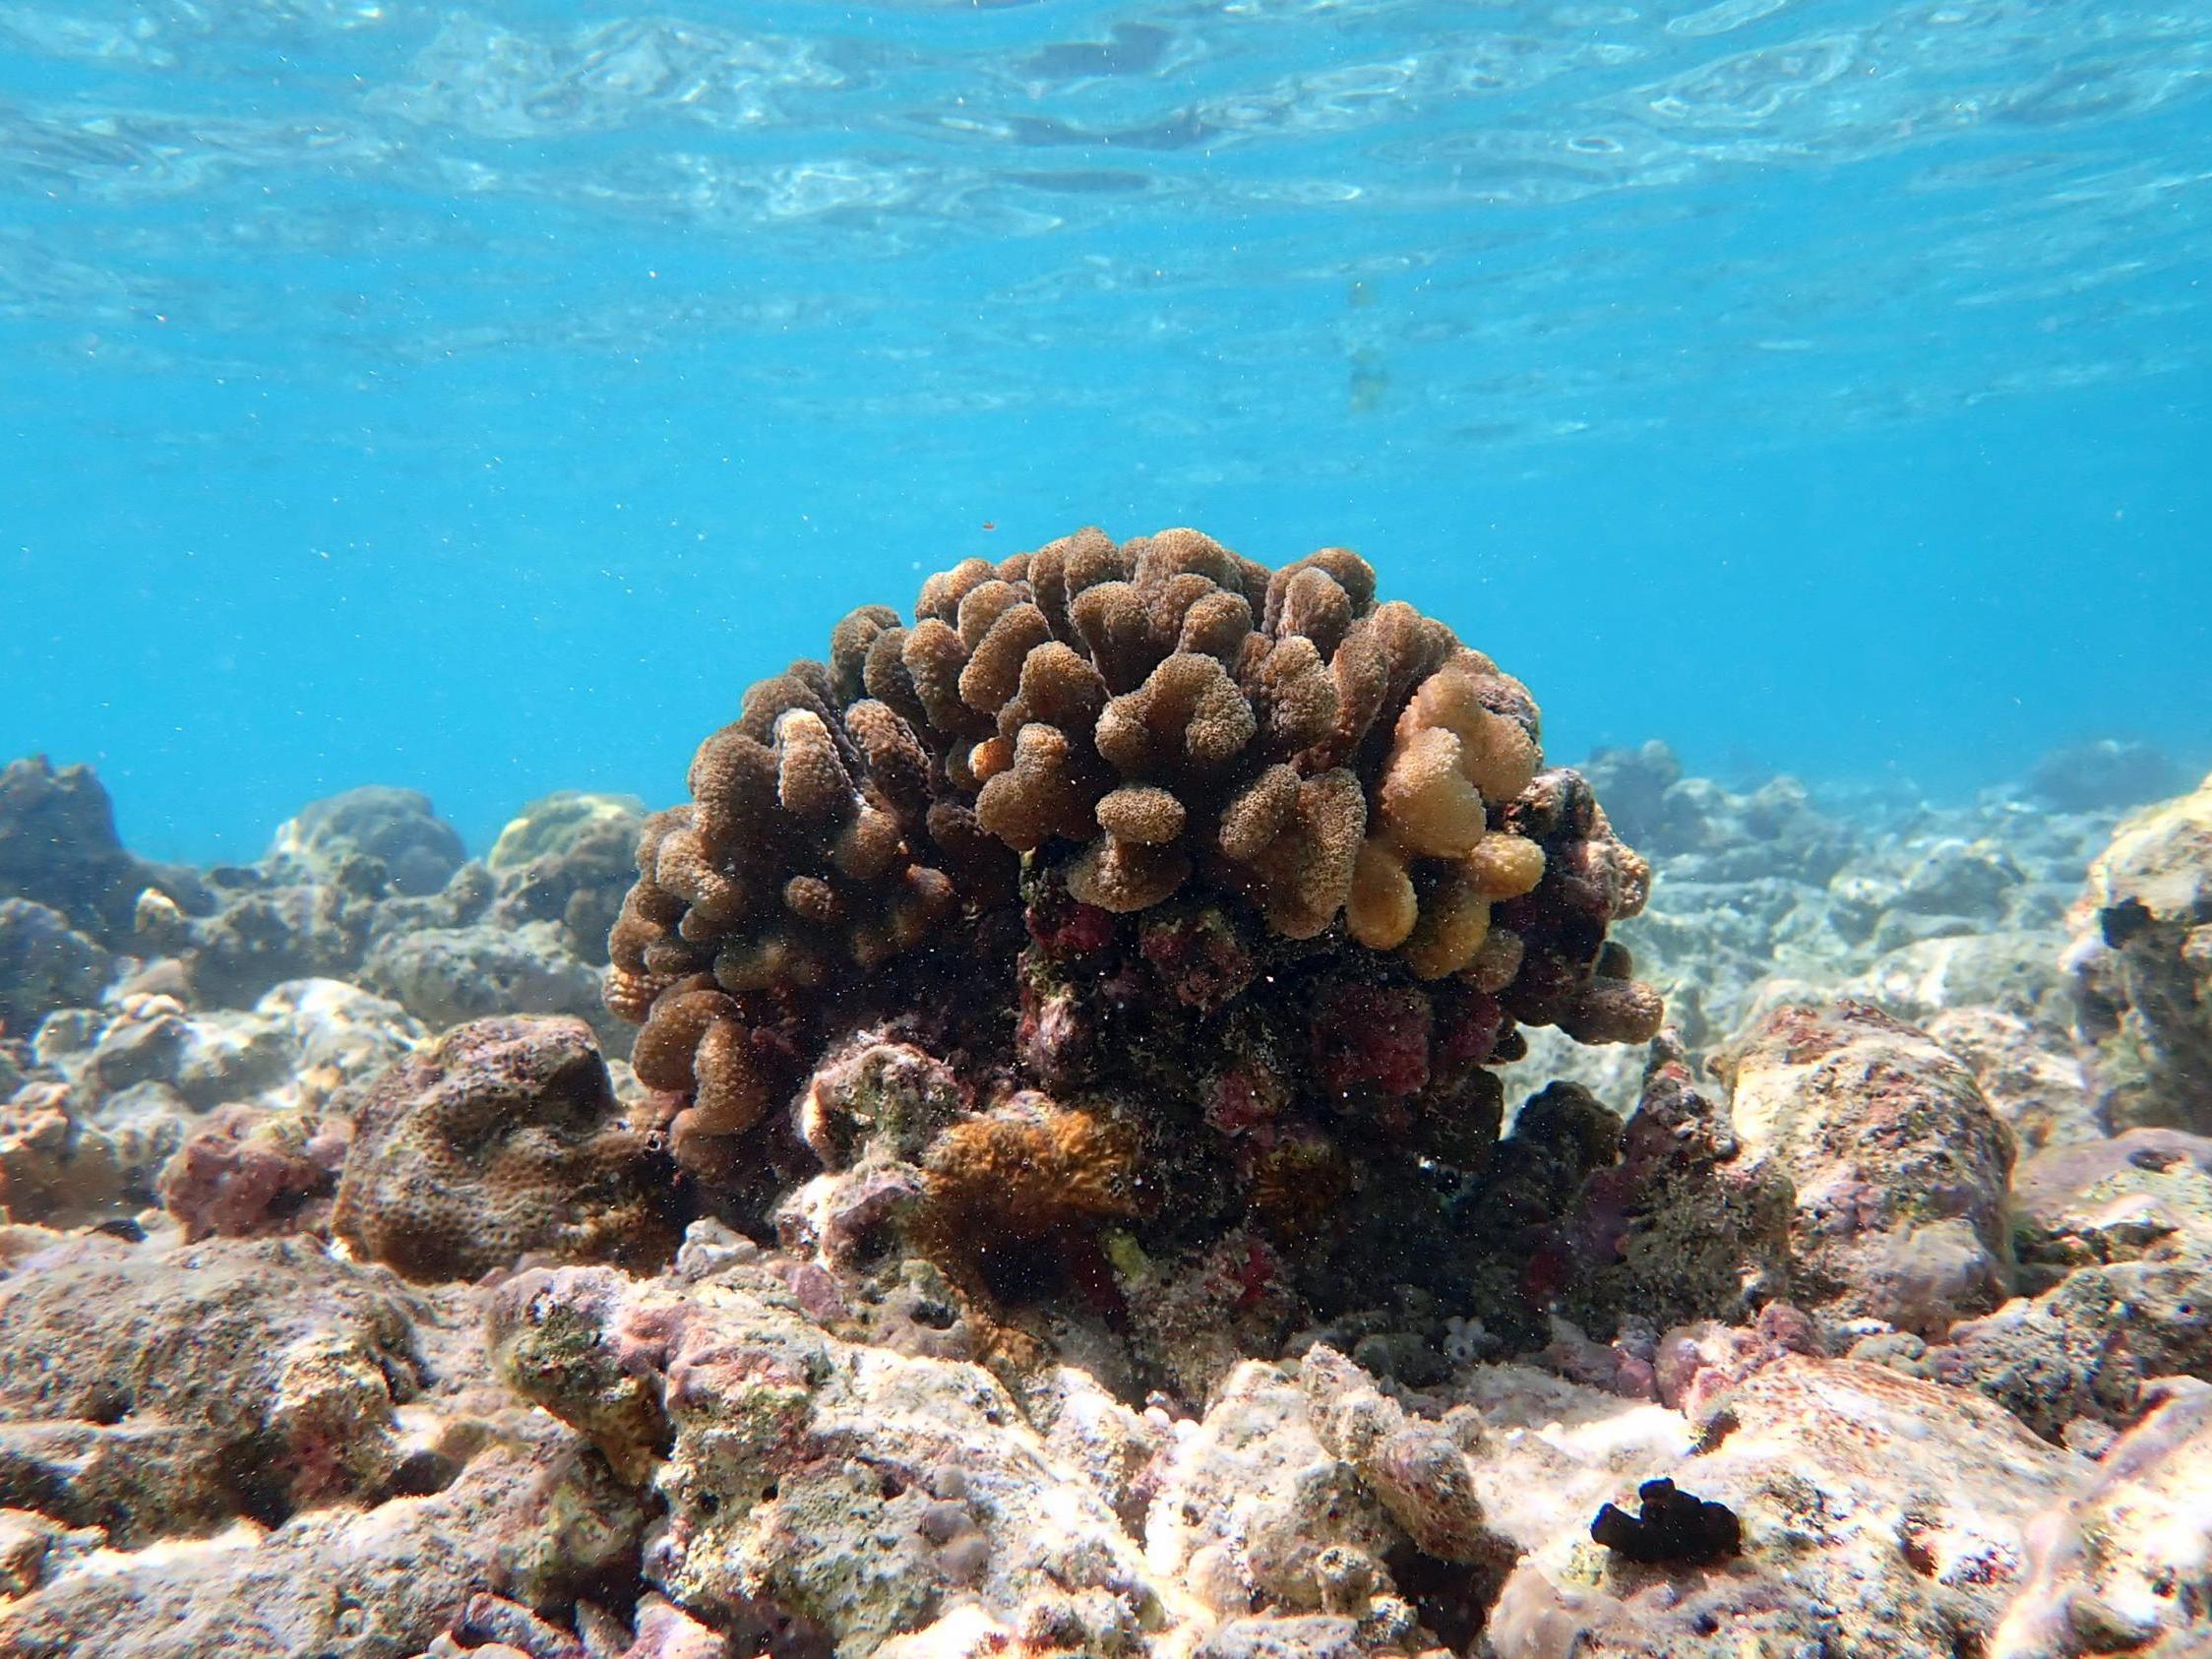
[1,0,2208,858]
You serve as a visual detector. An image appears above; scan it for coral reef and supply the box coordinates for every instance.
[3,707,2210,1654]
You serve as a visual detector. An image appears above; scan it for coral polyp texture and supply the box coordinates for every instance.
[608,528,1660,1377]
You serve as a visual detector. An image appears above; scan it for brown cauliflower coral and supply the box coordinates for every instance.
[608,526,1656,1158]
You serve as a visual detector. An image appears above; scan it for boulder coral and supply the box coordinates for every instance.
[602,529,1661,1379]
[333,1015,678,1283]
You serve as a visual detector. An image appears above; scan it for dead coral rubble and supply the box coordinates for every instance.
[0,1236,649,1659]
[604,528,1660,1374]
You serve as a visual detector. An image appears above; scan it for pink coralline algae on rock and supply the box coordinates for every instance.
[1711,999,2017,1342]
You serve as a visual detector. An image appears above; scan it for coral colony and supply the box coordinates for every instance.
[603,528,1659,1380]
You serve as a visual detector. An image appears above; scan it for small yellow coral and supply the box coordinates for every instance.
[1400,870,1492,981]
[1347,837,1417,951]
[1462,833,1545,900]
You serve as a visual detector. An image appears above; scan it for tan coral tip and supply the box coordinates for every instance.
[1094,784,1187,845]
[1461,833,1546,900]
[1400,872,1491,980]
[1067,835,1190,913]
[1380,725,1487,860]
[1347,837,1418,951]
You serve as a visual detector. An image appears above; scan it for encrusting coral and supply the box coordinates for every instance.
[607,528,1661,1382]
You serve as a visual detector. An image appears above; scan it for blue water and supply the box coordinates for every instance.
[2,0,2207,863]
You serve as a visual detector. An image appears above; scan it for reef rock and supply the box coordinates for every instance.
[1712,1000,2016,1342]
[1552,1036,1795,1340]
[1842,931,2098,1151]
[0,900,111,1035]
[5,979,421,1219]
[1486,1355,2076,1658]
[266,785,467,898]
[485,791,647,965]
[0,758,198,945]
[145,869,379,1012]
[2066,769,2212,1134]
[1579,743,1863,881]
[0,1238,646,1659]
[1993,1376,2212,1655]
[0,1082,122,1225]
[137,830,503,1019]
[491,1260,1166,1658]
[1151,1359,1385,1616]
[0,1237,426,1540]
[2022,737,2185,814]
[1925,1127,2212,1439]
[363,918,621,1052]
[157,1100,347,1243]
[333,1015,676,1283]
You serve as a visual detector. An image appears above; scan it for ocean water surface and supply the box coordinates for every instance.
[1,0,2207,859]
